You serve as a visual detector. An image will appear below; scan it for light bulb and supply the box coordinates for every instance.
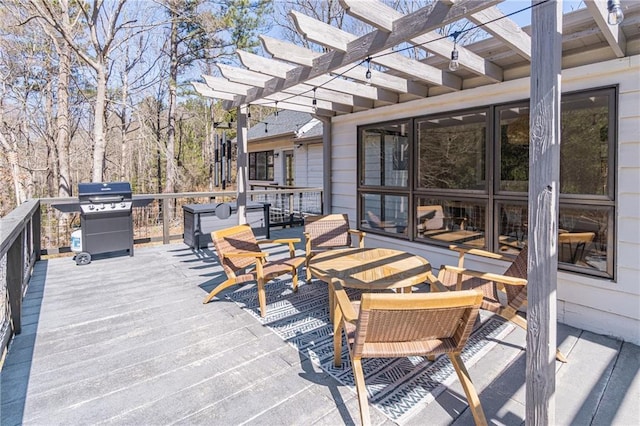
[607,0,624,25]
[365,57,372,86]
[312,88,317,113]
[449,48,460,72]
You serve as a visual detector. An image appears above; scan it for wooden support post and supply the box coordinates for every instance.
[236,105,248,224]
[319,116,332,214]
[527,1,562,424]
[162,198,170,244]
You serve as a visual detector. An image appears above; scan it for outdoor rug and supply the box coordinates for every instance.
[226,279,515,424]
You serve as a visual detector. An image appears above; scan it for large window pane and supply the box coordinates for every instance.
[361,121,409,188]
[561,92,611,196]
[416,110,487,190]
[360,193,408,235]
[416,197,486,248]
[497,202,528,254]
[559,206,611,274]
[498,105,530,192]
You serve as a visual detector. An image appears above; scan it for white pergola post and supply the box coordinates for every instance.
[236,105,248,224]
[527,0,563,424]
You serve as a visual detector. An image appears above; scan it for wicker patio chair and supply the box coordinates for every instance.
[435,245,567,362]
[204,224,305,318]
[304,214,365,280]
[330,278,487,426]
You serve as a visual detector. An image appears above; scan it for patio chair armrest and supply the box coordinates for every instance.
[348,229,366,247]
[330,279,358,322]
[441,265,528,286]
[448,245,509,261]
[258,238,301,245]
[259,238,300,258]
[222,252,267,260]
[426,272,449,292]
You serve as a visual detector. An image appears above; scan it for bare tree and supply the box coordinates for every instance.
[28,0,140,183]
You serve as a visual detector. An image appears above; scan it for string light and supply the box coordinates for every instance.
[236,2,545,114]
[449,31,460,72]
[264,122,268,133]
[247,104,251,118]
[274,101,279,120]
[312,87,317,113]
[607,0,624,25]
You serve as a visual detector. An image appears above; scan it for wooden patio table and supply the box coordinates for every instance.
[308,247,432,322]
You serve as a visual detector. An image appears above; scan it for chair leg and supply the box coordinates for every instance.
[333,311,344,367]
[292,267,299,293]
[305,257,311,281]
[500,310,568,363]
[257,278,267,318]
[448,353,487,426]
[352,358,371,426]
[203,278,237,304]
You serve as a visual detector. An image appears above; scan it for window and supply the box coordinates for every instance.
[357,88,616,278]
[249,150,274,181]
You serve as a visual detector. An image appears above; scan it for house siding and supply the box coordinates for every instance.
[330,55,640,344]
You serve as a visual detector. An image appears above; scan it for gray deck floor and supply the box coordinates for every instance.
[1,227,639,425]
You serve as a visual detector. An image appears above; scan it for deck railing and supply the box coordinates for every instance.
[38,187,323,253]
[0,199,41,365]
[0,188,321,366]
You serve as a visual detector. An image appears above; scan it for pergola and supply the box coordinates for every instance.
[192,1,638,423]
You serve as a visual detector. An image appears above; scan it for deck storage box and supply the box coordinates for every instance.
[183,202,270,249]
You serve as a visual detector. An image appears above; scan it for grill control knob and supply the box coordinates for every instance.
[120,202,126,208]
[100,204,105,210]
[89,204,95,210]
[111,203,115,209]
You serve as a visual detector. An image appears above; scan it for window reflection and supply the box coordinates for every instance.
[416,198,486,248]
[499,106,530,192]
[416,111,486,190]
[361,193,408,235]
[497,203,611,274]
[361,121,409,188]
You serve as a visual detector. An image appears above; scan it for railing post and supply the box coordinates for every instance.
[288,192,294,228]
[34,203,41,261]
[162,198,170,244]
[7,230,25,334]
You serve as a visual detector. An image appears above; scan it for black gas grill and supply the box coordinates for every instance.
[76,182,135,265]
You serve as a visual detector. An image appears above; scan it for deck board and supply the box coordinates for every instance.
[1,227,637,425]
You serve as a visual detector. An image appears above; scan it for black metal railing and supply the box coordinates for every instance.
[0,199,41,365]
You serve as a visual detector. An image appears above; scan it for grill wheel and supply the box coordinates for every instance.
[75,252,92,266]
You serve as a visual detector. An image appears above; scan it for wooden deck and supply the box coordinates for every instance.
[1,227,638,425]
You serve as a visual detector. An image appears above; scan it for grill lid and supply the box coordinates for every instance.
[78,182,132,202]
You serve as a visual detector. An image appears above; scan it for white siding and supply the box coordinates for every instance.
[292,143,323,187]
[331,55,640,344]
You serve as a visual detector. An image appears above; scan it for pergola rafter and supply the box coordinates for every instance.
[190,0,636,118]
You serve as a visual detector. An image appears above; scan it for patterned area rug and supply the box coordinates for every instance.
[226,279,515,424]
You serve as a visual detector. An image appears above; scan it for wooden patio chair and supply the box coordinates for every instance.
[330,278,487,426]
[303,214,366,280]
[204,224,305,318]
[434,245,567,362]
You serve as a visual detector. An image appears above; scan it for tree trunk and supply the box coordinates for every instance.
[92,64,108,182]
[165,11,178,195]
[56,39,72,196]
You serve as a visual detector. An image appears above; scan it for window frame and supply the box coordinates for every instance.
[356,86,617,279]
[248,150,274,181]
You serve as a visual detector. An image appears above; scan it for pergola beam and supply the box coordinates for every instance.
[584,0,626,57]
[255,38,428,99]
[468,7,532,60]
[227,0,500,108]
[290,10,460,90]
[340,0,503,82]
